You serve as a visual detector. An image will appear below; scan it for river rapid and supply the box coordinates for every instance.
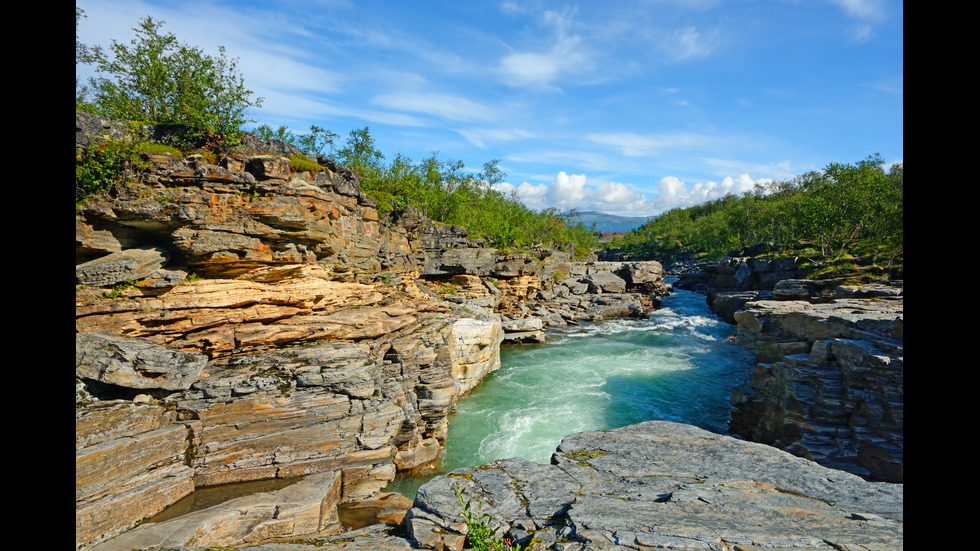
[385,282,757,498]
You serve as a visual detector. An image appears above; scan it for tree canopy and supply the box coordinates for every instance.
[606,155,903,277]
[332,127,598,255]
[76,13,263,145]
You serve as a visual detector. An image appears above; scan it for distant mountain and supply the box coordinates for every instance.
[568,211,657,233]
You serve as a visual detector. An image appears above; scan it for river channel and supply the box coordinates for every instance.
[384,282,757,498]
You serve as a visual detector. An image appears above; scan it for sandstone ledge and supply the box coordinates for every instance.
[119,421,901,550]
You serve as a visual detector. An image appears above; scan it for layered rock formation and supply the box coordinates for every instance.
[133,421,900,550]
[728,282,904,483]
[75,113,670,550]
[673,255,813,295]
[668,251,903,483]
[404,421,902,551]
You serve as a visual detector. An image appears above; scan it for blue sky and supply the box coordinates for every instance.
[76,0,903,217]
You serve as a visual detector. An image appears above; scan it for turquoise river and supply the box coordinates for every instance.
[384,282,757,498]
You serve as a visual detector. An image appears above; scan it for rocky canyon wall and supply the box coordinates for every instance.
[74,113,669,550]
[673,257,904,483]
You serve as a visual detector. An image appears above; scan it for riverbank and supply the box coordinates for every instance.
[75,113,671,550]
[384,283,756,500]
[671,258,904,483]
[76,114,901,550]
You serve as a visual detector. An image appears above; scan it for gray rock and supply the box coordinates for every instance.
[501,330,545,344]
[501,318,544,332]
[88,471,343,550]
[584,271,627,294]
[76,332,208,391]
[729,294,904,482]
[76,248,169,287]
[404,421,903,550]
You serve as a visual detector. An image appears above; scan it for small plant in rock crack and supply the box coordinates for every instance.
[452,481,517,551]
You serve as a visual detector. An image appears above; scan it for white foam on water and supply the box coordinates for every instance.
[389,286,756,496]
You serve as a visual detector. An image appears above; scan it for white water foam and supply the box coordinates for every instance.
[385,285,756,497]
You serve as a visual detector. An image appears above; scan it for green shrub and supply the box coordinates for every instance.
[80,15,263,146]
[75,140,148,203]
[452,482,516,551]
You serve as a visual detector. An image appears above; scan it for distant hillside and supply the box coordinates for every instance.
[569,211,657,233]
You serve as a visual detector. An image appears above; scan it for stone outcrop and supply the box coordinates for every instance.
[75,113,671,550]
[80,422,901,550]
[315,421,902,550]
[664,248,904,484]
[89,471,344,550]
[75,288,505,549]
[674,255,813,295]
[727,283,904,483]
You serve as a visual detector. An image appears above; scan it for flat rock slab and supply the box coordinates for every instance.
[76,332,208,391]
[405,421,903,550]
[90,471,343,550]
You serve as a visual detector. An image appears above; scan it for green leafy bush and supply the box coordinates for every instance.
[452,481,516,551]
[75,140,148,203]
[79,15,263,147]
[332,127,597,254]
[252,124,340,157]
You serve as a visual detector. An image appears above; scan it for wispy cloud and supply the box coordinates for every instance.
[701,158,798,181]
[662,26,719,61]
[589,132,715,157]
[457,128,537,149]
[496,6,594,88]
[829,0,890,42]
[830,0,887,21]
[372,93,496,123]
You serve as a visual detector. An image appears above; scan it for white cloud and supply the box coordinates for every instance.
[589,132,712,157]
[495,169,774,217]
[650,173,764,213]
[496,172,651,215]
[496,6,593,88]
[547,172,589,206]
[372,93,495,123]
[663,26,719,61]
[595,181,642,205]
[499,52,564,86]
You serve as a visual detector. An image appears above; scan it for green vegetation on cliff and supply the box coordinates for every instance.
[76,11,597,257]
[332,126,598,255]
[250,123,599,255]
[606,154,903,277]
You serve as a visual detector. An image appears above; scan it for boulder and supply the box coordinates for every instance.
[584,271,626,294]
[500,318,544,332]
[404,421,902,550]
